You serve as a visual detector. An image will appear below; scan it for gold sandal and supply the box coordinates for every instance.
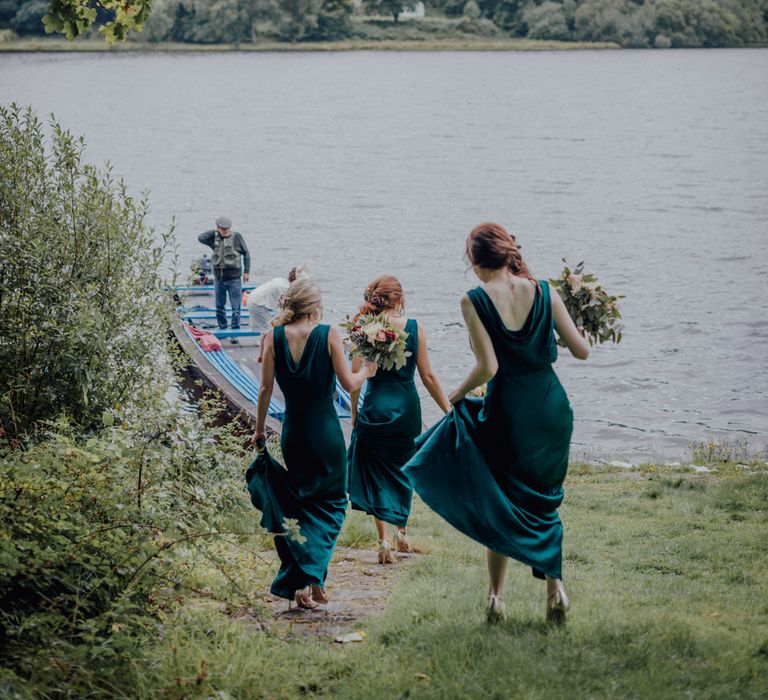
[294,588,318,610]
[546,589,569,625]
[378,539,393,564]
[395,528,413,553]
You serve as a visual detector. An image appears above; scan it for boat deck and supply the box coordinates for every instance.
[171,285,355,437]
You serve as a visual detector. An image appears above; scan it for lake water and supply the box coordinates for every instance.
[2,49,767,463]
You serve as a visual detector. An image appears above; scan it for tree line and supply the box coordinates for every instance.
[1,0,767,47]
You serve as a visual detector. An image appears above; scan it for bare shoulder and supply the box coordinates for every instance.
[548,284,566,309]
[327,325,342,352]
[510,275,537,297]
[538,279,554,297]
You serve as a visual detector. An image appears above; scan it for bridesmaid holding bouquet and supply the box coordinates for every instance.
[404,224,590,624]
[346,276,450,563]
[248,279,376,609]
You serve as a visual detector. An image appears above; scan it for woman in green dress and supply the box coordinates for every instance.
[404,223,590,624]
[249,279,376,609]
[347,276,450,563]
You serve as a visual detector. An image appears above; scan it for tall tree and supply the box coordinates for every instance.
[363,0,418,23]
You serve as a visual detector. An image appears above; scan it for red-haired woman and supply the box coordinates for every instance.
[347,275,450,563]
[404,224,589,624]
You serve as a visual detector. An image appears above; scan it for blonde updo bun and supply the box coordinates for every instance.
[272,279,322,327]
[287,264,310,283]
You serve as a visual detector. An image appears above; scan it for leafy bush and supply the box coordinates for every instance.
[0,399,254,694]
[0,104,175,443]
[522,1,570,40]
[0,105,259,695]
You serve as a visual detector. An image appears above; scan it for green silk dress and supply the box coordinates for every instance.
[347,318,421,528]
[404,281,572,580]
[245,324,348,599]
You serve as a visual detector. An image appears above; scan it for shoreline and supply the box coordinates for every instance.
[2,38,765,54]
[0,37,621,53]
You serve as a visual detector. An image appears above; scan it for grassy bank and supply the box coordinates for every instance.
[113,463,768,698]
[0,38,619,52]
[0,15,621,52]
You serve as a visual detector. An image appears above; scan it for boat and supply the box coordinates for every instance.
[170,283,356,436]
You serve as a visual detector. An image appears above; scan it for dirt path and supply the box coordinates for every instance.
[258,546,419,640]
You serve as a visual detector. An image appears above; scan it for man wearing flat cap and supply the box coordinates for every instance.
[198,216,251,343]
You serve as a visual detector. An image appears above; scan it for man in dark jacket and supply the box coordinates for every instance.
[198,216,251,343]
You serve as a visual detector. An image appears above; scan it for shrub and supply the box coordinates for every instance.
[522,1,570,40]
[0,399,254,694]
[0,105,176,443]
[0,105,258,695]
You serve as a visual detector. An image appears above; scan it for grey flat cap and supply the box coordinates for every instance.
[215,216,232,229]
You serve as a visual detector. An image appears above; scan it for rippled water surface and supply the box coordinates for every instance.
[2,49,767,461]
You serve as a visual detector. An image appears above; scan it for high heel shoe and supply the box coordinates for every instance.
[486,594,506,623]
[395,528,413,554]
[378,539,393,564]
[546,589,569,626]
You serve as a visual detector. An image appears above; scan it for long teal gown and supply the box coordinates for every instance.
[403,281,572,580]
[245,324,348,599]
[347,318,421,528]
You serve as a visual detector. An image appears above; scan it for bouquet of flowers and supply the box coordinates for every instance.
[549,260,624,346]
[340,314,412,371]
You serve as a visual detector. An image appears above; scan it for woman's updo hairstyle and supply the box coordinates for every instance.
[272,279,322,327]
[466,222,539,291]
[287,264,309,283]
[355,275,404,320]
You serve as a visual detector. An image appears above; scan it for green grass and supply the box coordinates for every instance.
[0,38,618,52]
[127,465,767,699]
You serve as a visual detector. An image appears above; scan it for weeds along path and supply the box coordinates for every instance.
[257,546,420,640]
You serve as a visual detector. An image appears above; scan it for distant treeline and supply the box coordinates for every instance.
[2,0,767,46]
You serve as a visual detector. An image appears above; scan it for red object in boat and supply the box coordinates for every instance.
[183,322,223,352]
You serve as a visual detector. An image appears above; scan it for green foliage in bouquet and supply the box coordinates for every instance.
[339,314,412,372]
[550,260,624,346]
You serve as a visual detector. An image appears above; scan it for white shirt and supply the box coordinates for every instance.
[247,277,289,310]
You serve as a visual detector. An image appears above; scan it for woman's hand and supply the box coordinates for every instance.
[251,430,267,449]
[363,360,378,377]
[448,388,465,405]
